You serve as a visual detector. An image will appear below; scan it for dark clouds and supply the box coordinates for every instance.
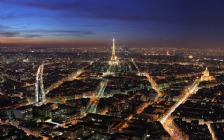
[1,0,80,10]
[1,0,184,23]
[1,0,224,47]
[0,29,95,38]
[0,31,20,37]
[0,30,42,38]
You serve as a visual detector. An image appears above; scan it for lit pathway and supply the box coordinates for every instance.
[45,62,92,94]
[159,80,199,124]
[205,122,217,140]
[0,120,48,140]
[116,101,153,132]
[96,79,108,98]
[163,117,185,140]
[144,72,165,99]
[131,58,140,73]
[160,79,199,140]
[131,58,165,98]
[35,64,46,105]
[86,79,108,113]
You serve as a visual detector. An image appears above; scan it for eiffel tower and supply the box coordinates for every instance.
[109,38,118,65]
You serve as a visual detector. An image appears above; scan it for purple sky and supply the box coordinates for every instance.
[0,0,224,48]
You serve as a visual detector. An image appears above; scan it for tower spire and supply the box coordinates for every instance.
[112,38,115,56]
[109,38,118,65]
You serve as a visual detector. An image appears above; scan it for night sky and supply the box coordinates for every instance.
[0,0,224,48]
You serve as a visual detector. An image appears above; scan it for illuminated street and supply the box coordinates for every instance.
[163,117,185,140]
[144,72,165,98]
[45,65,89,94]
[159,80,199,124]
[86,79,108,113]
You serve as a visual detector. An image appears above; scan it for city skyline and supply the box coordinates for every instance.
[1,45,224,139]
[1,0,224,48]
[2,1,224,139]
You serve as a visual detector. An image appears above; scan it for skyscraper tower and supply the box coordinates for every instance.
[109,38,118,65]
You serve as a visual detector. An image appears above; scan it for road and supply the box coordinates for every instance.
[35,64,46,105]
[144,72,165,99]
[205,122,217,140]
[96,79,108,98]
[45,62,92,94]
[107,64,116,73]
[86,79,108,113]
[132,58,167,98]
[0,119,48,140]
[136,102,152,114]
[131,59,165,99]
[162,117,186,140]
[159,80,199,124]
[131,58,140,73]
[159,79,199,140]
[45,69,84,94]
[116,101,153,132]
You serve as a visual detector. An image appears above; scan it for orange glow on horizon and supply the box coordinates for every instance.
[0,38,107,46]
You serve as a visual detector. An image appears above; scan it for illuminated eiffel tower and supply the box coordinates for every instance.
[109,38,119,65]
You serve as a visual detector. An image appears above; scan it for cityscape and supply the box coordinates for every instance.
[1,42,224,139]
[1,0,224,140]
